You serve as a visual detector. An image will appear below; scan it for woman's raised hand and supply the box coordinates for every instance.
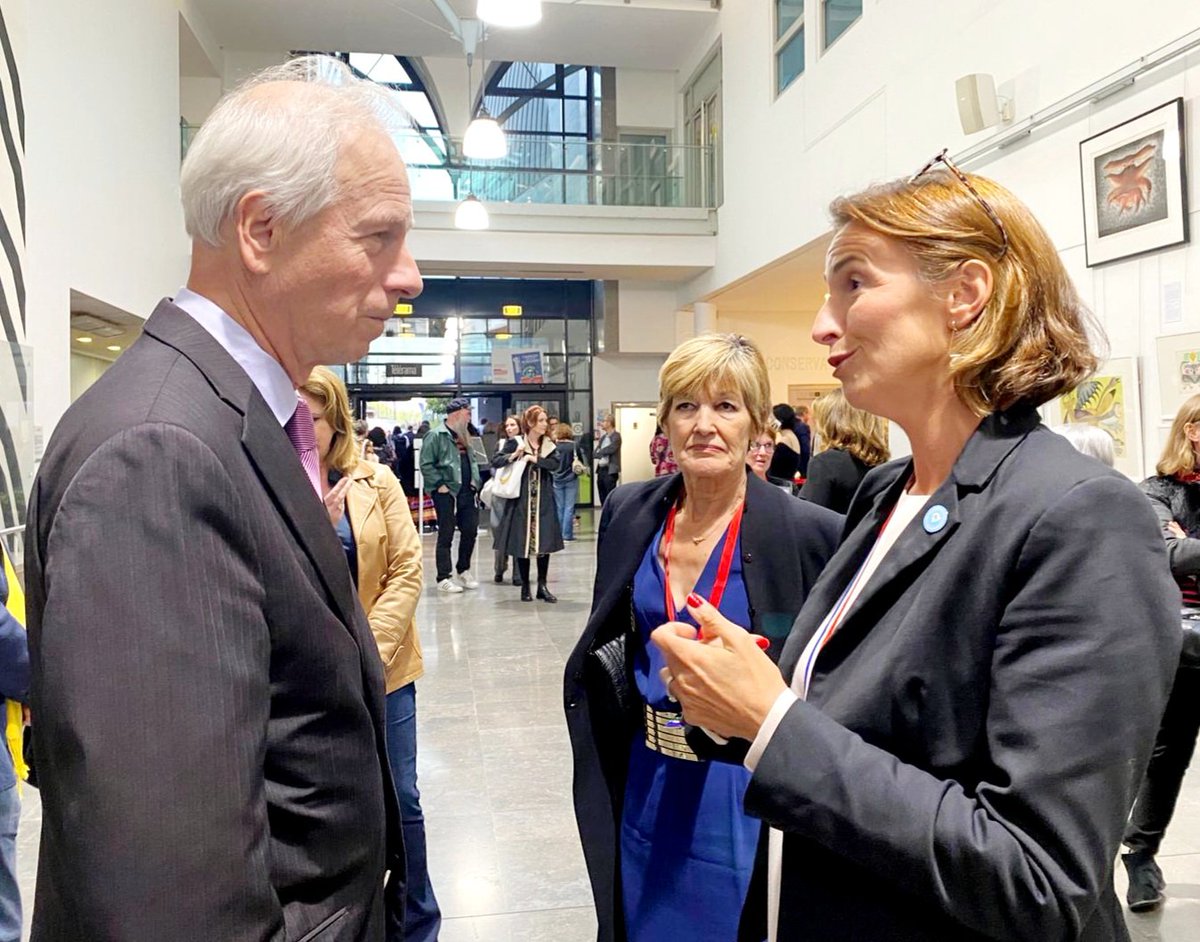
[324,474,353,527]
[651,594,788,740]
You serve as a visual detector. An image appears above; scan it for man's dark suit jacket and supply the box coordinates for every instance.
[564,470,842,942]
[739,406,1181,942]
[25,301,401,941]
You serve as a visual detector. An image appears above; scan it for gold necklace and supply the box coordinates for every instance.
[678,493,744,545]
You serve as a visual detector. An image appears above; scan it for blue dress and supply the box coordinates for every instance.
[620,521,759,942]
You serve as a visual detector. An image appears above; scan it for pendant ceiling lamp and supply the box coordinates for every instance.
[462,25,508,160]
[454,194,490,230]
[477,0,543,29]
[462,109,507,159]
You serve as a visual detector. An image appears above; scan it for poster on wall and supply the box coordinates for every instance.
[512,351,545,384]
[1079,98,1189,267]
[1155,331,1200,421]
[1054,357,1143,480]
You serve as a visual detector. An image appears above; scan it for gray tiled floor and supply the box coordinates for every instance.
[13,510,1200,940]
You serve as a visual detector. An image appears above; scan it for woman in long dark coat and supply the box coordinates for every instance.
[495,405,564,602]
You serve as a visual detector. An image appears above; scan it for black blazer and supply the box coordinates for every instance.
[25,301,401,941]
[798,446,871,514]
[564,471,842,942]
[739,406,1181,942]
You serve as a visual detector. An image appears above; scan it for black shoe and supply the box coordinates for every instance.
[1123,851,1165,912]
[493,573,504,584]
[521,584,533,602]
[512,575,523,587]
[536,584,557,603]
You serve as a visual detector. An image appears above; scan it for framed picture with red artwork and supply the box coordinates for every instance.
[1079,97,1189,267]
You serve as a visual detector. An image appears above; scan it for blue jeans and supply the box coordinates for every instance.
[553,477,578,540]
[385,684,440,942]
[0,784,19,942]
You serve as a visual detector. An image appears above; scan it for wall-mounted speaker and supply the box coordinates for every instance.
[956,73,1003,135]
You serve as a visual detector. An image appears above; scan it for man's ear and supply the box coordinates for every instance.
[232,190,278,275]
[945,259,993,331]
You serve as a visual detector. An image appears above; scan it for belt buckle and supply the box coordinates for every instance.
[643,703,700,762]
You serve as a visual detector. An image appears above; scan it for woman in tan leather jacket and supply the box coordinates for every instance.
[300,366,439,942]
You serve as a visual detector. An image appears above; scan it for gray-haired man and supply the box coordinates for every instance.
[26,56,421,941]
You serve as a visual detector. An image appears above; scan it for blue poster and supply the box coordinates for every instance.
[512,351,544,384]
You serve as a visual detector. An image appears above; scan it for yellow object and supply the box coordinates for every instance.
[2,545,28,789]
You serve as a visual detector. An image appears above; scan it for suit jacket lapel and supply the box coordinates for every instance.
[240,396,362,633]
[779,406,1040,684]
[144,300,362,636]
[777,467,908,680]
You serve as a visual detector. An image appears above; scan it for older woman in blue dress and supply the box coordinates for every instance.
[565,334,840,942]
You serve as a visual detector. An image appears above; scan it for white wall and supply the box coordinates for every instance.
[615,69,677,133]
[615,281,681,354]
[684,0,1200,479]
[179,76,221,125]
[70,353,110,403]
[24,0,191,441]
[593,353,664,416]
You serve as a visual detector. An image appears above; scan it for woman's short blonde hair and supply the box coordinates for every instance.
[300,365,359,475]
[1157,394,1200,477]
[756,417,781,443]
[831,170,1102,415]
[657,333,772,437]
[812,389,890,467]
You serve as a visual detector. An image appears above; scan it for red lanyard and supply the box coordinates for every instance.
[661,501,745,621]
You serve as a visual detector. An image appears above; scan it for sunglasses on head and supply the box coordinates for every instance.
[910,148,1010,259]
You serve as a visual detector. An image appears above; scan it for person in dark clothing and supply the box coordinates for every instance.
[795,405,812,475]
[1122,393,1200,912]
[594,413,621,505]
[495,406,563,601]
[766,403,802,485]
[798,388,890,514]
[490,415,524,585]
[551,424,582,541]
[419,398,480,592]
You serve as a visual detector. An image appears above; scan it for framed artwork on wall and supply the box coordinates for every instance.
[1079,98,1189,267]
[1155,331,1200,421]
[1053,357,1144,480]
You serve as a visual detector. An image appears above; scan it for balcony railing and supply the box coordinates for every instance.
[180,126,715,210]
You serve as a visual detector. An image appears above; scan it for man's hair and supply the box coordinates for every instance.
[180,54,411,247]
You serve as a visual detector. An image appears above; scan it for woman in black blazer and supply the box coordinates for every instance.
[653,157,1180,941]
[564,334,841,942]
[799,387,890,514]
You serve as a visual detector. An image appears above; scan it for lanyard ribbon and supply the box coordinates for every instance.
[661,501,745,622]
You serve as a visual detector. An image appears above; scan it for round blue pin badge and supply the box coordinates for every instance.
[923,505,948,534]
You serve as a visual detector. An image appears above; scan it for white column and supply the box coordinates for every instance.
[693,301,718,336]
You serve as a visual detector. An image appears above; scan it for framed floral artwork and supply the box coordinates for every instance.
[1079,98,1189,267]
[1052,357,1144,480]
[1155,331,1200,422]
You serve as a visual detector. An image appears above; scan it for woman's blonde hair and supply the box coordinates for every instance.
[1157,394,1200,476]
[812,389,890,467]
[831,170,1103,416]
[657,333,772,436]
[757,417,781,443]
[299,365,359,475]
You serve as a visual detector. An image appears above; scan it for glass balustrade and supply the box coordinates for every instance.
[179,126,713,210]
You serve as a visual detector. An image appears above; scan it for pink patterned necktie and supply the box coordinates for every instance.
[284,397,323,498]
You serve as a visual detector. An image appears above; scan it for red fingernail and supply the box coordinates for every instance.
[687,592,705,608]
[754,636,770,650]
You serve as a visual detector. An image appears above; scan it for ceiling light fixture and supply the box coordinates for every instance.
[463,109,507,159]
[76,336,93,343]
[454,194,490,230]
[106,344,122,352]
[462,22,508,159]
[478,0,543,28]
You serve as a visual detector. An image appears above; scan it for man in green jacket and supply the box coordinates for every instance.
[420,398,481,592]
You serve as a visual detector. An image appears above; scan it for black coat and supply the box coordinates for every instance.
[495,436,564,558]
[563,471,842,942]
[25,302,400,940]
[798,446,871,514]
[740,406,1181,942]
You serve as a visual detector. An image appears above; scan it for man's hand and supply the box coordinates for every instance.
[650,593,787,740]
[324,474,353,527]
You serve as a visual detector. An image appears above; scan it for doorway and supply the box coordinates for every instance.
[612,402,658,485]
